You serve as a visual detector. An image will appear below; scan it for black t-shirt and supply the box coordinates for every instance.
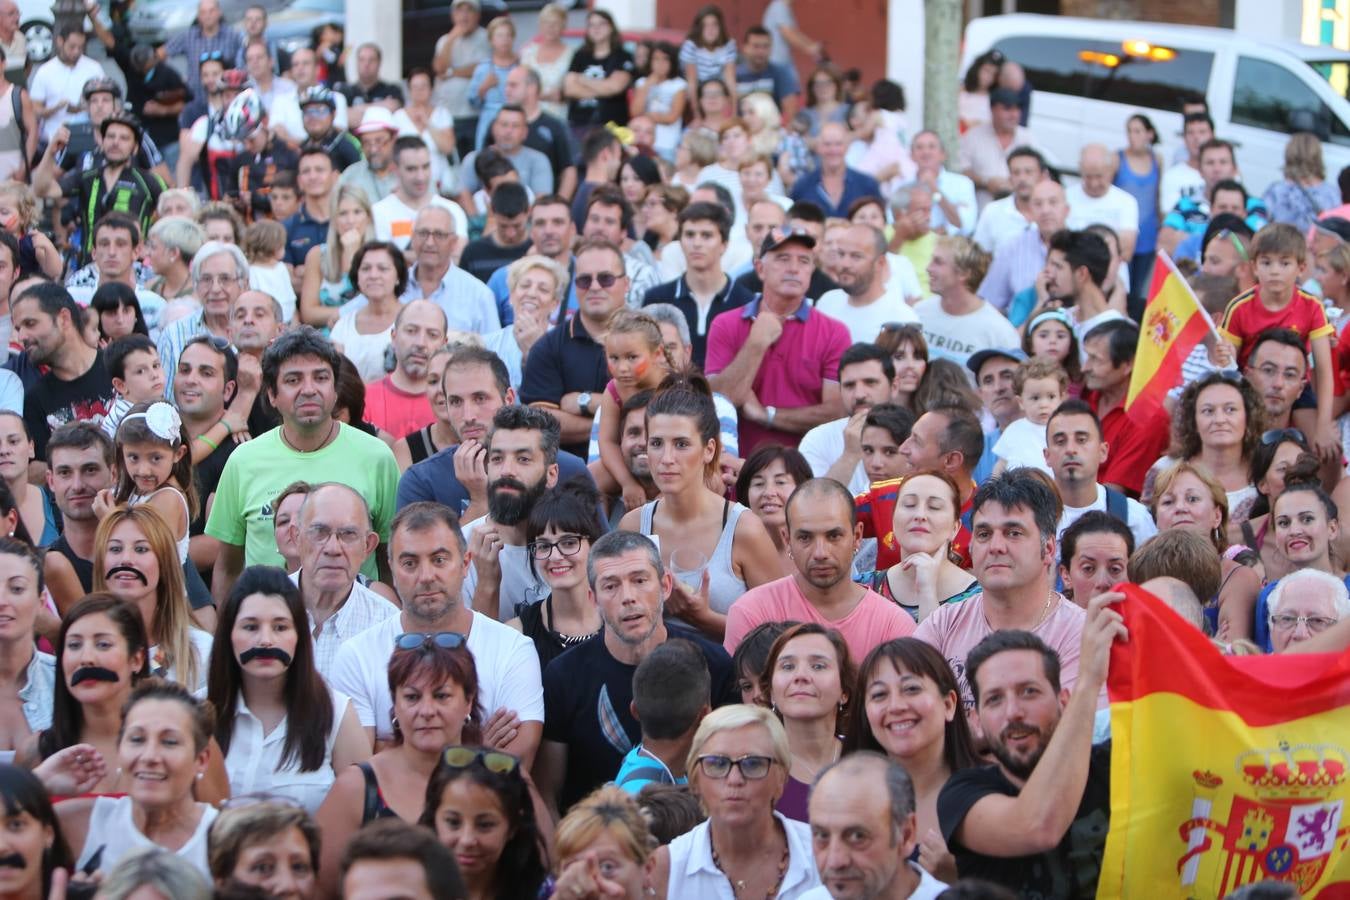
[938,742,1112,899]
[526,112,575,182]
[542,622,737,812]
[128,64,189,149]
[340,80,405,108]
[458,236,530,284]
[191,437,237,536]
[566,48,636,128]
[23,352,116,460]
[518,316,609,459]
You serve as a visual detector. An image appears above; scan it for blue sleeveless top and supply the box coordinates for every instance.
[1115,149,1160,254]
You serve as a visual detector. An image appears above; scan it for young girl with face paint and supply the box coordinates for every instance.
[206,566,370,812]
[596,310,675,512]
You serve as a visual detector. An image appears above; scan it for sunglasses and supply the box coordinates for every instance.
[199,50,224,62]
[394,632,467,652]
[694,754,776,780]
[575,272,622,290]
[1260,427,1307,447]
[1214,228,1249,262]
[441,746,520,774]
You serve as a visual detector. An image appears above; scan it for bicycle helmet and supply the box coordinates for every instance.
[222,89,265,141]
[220,69,249,91]
[299,84,336,111]
[82,77,122,101]
[99,111,143,145]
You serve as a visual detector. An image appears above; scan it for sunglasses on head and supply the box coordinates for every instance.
[394,632,467,652]
[441,746,520,774]
[575,272,621,290]
[1214,228,1249,262]
[1260,427,1307,447]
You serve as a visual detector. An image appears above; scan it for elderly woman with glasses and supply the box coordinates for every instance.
[157,241,249,392]
[1265,568,1347,653]
[314,632,481,896]
[649,704,820,898]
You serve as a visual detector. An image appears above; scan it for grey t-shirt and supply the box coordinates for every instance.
[762,0,797,66]
[459,144,555,198]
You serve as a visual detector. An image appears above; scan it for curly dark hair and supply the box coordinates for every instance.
[1171,371,1265,463]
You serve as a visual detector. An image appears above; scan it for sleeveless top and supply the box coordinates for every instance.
[76,795,218,877]
[405,424,442,466]
[356,761,399,824]
[517,595,601,671]
[1114,148,1160,253]
[129,487,191,563]
[48,534,94,594]
[638,498,747,615]
[16,233,40,281]
[866,568,981,621]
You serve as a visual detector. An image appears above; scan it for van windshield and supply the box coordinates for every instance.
[1308,60,1350,99]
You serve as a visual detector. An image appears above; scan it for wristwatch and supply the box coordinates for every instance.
[577,392,594,416]
[765,406,778,427]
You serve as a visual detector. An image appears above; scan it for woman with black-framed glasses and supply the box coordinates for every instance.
[650,704,820,898]
[206,566,370,813]
[314,633,482,896]
[506,480,603,669]
[418,746,548,900]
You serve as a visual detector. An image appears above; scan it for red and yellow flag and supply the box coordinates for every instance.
[1125,251,1216,421]
[1098,585,1350,898]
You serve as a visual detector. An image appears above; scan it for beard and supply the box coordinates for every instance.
[488,475,548,525]
[990,721,1052,780]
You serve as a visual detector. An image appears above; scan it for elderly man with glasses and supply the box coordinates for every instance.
[390,205,499,335]
[156,240,249,395]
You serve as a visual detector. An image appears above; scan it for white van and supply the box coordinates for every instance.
[962,15,1350,200]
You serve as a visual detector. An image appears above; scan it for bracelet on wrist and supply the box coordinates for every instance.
[196,434,219,451]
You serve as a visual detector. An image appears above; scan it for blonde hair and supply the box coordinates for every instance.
[243,219,286,264]
[1150,460,1230,552]
[505,254,569,305]
[1014,358,1068,394]
[555,785,654,871]
[486,15,515,40]
[1283,132,1326,183]
[93,505,201,690]
[538,2,568,27]
[156,188,202,219]
[686,704,791,777]
[0,182,38,231]
[681,130,718,168]
[604,309,674,370]
[323,185,374,283]
[1323,242,1350,278]
[937,235,991,291]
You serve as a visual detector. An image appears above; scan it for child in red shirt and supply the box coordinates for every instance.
[1218,223,1336,454]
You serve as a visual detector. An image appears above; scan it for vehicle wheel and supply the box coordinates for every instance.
[22,20,53,63]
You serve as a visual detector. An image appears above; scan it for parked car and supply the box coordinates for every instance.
[962,14,1350,196]
[265,0,340,59]
[126,0,286,47]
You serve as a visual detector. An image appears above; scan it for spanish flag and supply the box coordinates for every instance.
[1098,585,1350,898]
[1125,251,1216,421]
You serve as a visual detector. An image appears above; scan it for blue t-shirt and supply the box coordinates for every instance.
[613,745,685,795]
[396,444,594,515]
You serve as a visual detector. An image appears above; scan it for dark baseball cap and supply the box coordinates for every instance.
[967,347,1028,377]
[760,224,817,256]
[989,88,1021,108]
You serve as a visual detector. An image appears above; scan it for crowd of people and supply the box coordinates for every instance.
[0,0,1337,898]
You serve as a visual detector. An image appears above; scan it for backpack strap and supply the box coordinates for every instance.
[1104,487,1128,524]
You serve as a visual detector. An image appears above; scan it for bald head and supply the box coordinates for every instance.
[229,289,283,353]
[1079,143,1118,198]
[1141,576,1205,631]
[1030,178,1070,237]
[300,481,373,530]
[817,123,850,168]
[784,477,857,532]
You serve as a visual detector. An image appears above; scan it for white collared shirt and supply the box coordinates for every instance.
[291,572,399,680]
[223,685,350,812]
[666,812,820,899]
[18,650,55,734]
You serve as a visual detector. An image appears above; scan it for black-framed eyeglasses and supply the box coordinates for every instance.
[695,754,776,780]
[529,534,584,560]
[441,746,520,774]
[575,272,621,290]
[1260,427,1307,447]
[394,632,467,652]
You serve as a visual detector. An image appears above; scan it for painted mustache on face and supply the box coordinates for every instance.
[0,853,25,870]
[69,666,120,687]
[104,565,148,585]
[239,646,293,667]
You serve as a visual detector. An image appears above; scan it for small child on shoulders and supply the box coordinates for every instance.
[992,357,1066,476]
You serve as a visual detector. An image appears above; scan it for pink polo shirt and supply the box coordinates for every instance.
[704,298,851,456]
[724,575,916,664]
[363,377,435,440]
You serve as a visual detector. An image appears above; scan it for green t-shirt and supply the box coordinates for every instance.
[205,423,399,579]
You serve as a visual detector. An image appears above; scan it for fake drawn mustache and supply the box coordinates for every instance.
[104,565,148,585]
[239,646,293,667]
[69,666,120,687]
[0,853,25,870]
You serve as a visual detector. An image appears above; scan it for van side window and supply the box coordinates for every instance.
[992,36,1211,109]
[1232,56,1350,145]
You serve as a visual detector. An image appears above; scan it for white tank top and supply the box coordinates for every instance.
[75,795,218,878]
[129,488,191,564]
[639,499,748,614]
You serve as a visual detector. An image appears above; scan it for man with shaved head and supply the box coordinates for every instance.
[815,224,919,343]
[1066,144,1139,261]
[365,299,447,439]
[790,122,882,219]
[724,477,915,662]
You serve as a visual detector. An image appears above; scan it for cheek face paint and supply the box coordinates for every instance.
[633,356,651,380]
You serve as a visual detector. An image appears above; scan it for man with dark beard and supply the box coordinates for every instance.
[936,594,1123,897]
[462,404,561,622]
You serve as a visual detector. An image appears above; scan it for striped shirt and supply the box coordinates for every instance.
[978,228,1046,312]
[678,40,737,83]
[290,572,399,679]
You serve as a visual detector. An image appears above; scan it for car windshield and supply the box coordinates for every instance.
[1308,59,1350,100]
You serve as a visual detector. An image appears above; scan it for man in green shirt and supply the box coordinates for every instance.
[206,327,399,600]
